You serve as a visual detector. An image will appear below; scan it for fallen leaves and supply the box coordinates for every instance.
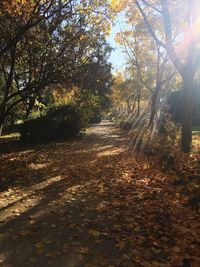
[34,242,44,254]
[0,123,199,266]
[88,229,100,237]
[19,230,33,238]
[79,247,89,254]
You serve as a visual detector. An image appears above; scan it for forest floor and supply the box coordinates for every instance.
[0,121,199,267]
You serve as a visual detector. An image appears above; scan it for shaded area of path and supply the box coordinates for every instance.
[0,121,199,266]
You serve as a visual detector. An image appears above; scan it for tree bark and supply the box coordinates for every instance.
[0,102,7,135]
[181,78,194,153]
[149,85,161,126]
[136,83,141,117]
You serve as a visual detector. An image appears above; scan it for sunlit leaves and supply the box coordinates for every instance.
[110,0,126,12]
[0,0,34,16]
[0,123,200,265]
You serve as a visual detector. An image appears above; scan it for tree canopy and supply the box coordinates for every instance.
[110,0,200,152]
[0,0,114,129]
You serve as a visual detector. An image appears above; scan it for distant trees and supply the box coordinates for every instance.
[0,0,114,132]
[110,72,137,118]
[115,25,175,126]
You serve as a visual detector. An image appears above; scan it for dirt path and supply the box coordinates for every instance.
[0,121,199,267]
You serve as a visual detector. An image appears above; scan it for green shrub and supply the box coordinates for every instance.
[19,104,85,144]
[89,112,101,124]
[142,117,180,172]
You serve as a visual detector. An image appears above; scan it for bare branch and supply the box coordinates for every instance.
[140,0,161,13]
[135,0,164,47]
[136,0,184,76]
[160,0,184,75]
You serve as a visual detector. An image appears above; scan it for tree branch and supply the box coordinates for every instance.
[135,0,164,48]
[160,0,184,75]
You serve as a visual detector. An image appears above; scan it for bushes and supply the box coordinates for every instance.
[89,112,101,124]
[168,89,200,126]
[141,116,180,172]
[19,104,85,144]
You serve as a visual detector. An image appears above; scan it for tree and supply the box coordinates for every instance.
[75,41,113,111]
[0,0,114,131]
[112,0,200,152]
[133,0,200,152]
[110,72,138,118]
[0,0,74,57]
[47,39,114,122]
[116,26,175,126]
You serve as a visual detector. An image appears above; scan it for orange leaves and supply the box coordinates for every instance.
[88,229,101,237]
[110,0,126,12]
[79,247,89,254]
[0,0,34,17]
[19,230,33,238]
[0,122,200,266]
[115,32,123,45]
[35,242,43,249]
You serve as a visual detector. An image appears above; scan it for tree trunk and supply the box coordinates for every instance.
[149,86,160,126]
[181,79,194,153]
[136,84,141,117]
[131,98,136,113]
[0,125,3,136]
[25,97,35,119]
[0,103,7,135]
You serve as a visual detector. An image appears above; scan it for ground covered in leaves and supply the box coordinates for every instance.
[0,122,199,267]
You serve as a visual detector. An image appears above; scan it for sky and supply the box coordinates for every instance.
[107,15,126,73]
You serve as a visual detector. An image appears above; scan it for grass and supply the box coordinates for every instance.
[0,132,20,139]
[192,126,200,135]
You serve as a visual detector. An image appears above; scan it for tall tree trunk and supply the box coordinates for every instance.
[136,86,141,117]
[0,102,7,136]
[25,97,36,119]
[149,86,160,126]
[181,78,194,153]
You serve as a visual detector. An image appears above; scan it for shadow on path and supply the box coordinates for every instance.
[0,121,199,266]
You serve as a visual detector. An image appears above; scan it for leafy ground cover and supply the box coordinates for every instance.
[0,122,199,267]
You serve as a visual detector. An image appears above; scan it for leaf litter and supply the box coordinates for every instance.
[0,122,199,266]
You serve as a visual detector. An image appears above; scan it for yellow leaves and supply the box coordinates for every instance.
[172,246,181,253]
[79,34,86,42]
[133,226,141,233]
[115,32,123,45]
[1,121,200,267]
[148,261,162,267]
[1,0,34,17]
[19,230,33,238]
[77,254,84,262]
[35,242,44,254]
[110,0,126,12]
[115,240,126,251]
[79,247,89,254]
[88,229,100,237]
[35,242,43,249]
[142,163,150,170]
[13,209,21,215]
